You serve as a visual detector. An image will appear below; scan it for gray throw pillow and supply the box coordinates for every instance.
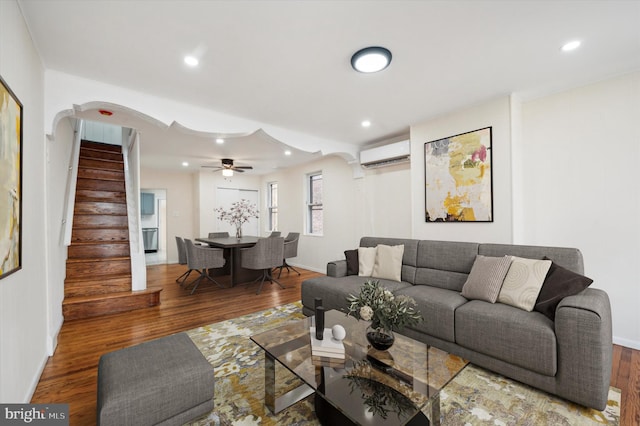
[534,259,593,320]
[461,255,513,303]
[344,249,359,276]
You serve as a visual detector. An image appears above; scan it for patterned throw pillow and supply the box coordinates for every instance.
[497,257,552,311]
[461,255,513,303]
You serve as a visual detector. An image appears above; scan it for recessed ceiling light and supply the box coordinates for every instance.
[284,150,292,156]
[361,120,371,128]
[561,40,581,52]
[351,46,392,73]
[182,161,189,167]
[216,138,224,144]
[184,55,199,67]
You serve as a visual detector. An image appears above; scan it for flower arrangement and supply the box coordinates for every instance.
[214,199,259,238]
[346,280,423,332]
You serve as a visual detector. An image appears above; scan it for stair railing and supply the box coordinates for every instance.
[61,119,84,246]
[122,129,147,291]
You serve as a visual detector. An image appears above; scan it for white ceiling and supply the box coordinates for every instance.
[18,0,640,173]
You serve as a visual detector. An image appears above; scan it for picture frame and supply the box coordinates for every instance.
[0,75,23,279]
[424,127,493,222]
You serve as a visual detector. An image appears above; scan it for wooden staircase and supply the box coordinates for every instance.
[63,140,161,320]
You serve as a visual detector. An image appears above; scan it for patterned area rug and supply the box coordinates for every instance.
[186,302,620,426]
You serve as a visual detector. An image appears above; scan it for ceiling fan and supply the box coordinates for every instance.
[201,158,253,175]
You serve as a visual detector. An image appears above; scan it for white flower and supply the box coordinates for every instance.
[360,306,374,321]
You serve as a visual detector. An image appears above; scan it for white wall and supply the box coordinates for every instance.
[45,117,74,356]
[140,169,197,264]
[410,97,513,243]
[520,72,640,349]
[0,0,47,402]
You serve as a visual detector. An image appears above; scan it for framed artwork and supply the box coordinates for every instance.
[0,75,23,279]
[424,127,493,222]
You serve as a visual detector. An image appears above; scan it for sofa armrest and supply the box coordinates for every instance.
[554,288,612,410]
[327,260,347,277]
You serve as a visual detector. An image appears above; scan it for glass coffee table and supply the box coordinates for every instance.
[250,309,468,425]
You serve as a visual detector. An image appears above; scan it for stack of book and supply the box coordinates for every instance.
[310,327,345,359]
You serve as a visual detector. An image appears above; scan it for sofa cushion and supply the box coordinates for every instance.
[372,244,404,282]
[358,247,377,276]
[301,275,412,314]
[394,286,467,343]
[461,255,513,303]
[479,243,584,274]
[455,300,557,376]
[497,256,552,311]
[534,260,593,320]
[414,240,479,291]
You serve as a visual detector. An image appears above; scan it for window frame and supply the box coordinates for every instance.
[306,172,323,236]
[267,182,278,232]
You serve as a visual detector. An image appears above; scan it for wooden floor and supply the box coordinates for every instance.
[32,263,639,425]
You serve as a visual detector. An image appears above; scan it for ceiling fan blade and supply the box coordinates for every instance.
[234,168,246,173]
[234,166,253,169]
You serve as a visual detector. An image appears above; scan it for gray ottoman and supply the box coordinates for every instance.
[97,332,214,426]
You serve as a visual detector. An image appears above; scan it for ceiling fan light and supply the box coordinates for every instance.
[222,169,233,177]
[351,46,392,73]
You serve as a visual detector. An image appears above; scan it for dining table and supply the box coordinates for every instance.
[195,236,262,286]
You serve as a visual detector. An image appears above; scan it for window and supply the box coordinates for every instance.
[267,182,278,231]
[307,173,323,235]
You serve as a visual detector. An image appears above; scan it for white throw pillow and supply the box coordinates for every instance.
[372,244,404,282]
[358,247,377,277]
[498,256,552,311]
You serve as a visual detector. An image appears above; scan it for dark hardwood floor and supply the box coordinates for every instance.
[31,264,639,425]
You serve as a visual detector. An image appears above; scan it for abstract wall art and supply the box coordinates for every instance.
[0,76,23,279]
[424,127,493,222]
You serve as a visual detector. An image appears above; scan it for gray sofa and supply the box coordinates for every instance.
[301,237,612,410]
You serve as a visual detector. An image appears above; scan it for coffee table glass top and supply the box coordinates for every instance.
[251,309,468,425]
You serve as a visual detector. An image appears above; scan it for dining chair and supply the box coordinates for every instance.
[183,238,226,294]
[175,236,196,285]
[276,232,301,278]
[208,232,230,238]
[240,237,285,294]
[268,231,281,237]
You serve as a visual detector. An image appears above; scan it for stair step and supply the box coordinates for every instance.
[77,167,124,182]
[81,140,122,153]
[76,177,125,193]
[71,227,129,242]
[68,242,130,259]
[75,189,126,204]
[64,275,132,298]
[73,215,128,229]
[80,146,123,163]
[74,201,127,216]
[62,288,162,320]
[78,157,124,172]
[66,257,131,277]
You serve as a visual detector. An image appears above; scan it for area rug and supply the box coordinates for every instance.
[185,302,620,426]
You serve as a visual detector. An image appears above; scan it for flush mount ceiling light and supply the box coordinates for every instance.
[361,120,371,128]
[561,40,581,52]
[216,138,224,144]
[184,55,199,67]
[351,46,392,73]
[182,161,189,167]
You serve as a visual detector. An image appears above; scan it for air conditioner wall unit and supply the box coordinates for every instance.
[360,140,411,168]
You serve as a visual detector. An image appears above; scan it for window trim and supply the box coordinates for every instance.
[306,172,323,236]
[267,181,278,231]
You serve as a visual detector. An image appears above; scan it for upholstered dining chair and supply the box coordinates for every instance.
[208,232,230,238]
[175,236,196,285]
[268,231,281,237]
[240,237,285,294]
[183,238,226,295]
[276,232,301,278]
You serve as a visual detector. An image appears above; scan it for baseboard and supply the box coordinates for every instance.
[25,353,49,403]
[613,336,640,350]
[288,262,324,274]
